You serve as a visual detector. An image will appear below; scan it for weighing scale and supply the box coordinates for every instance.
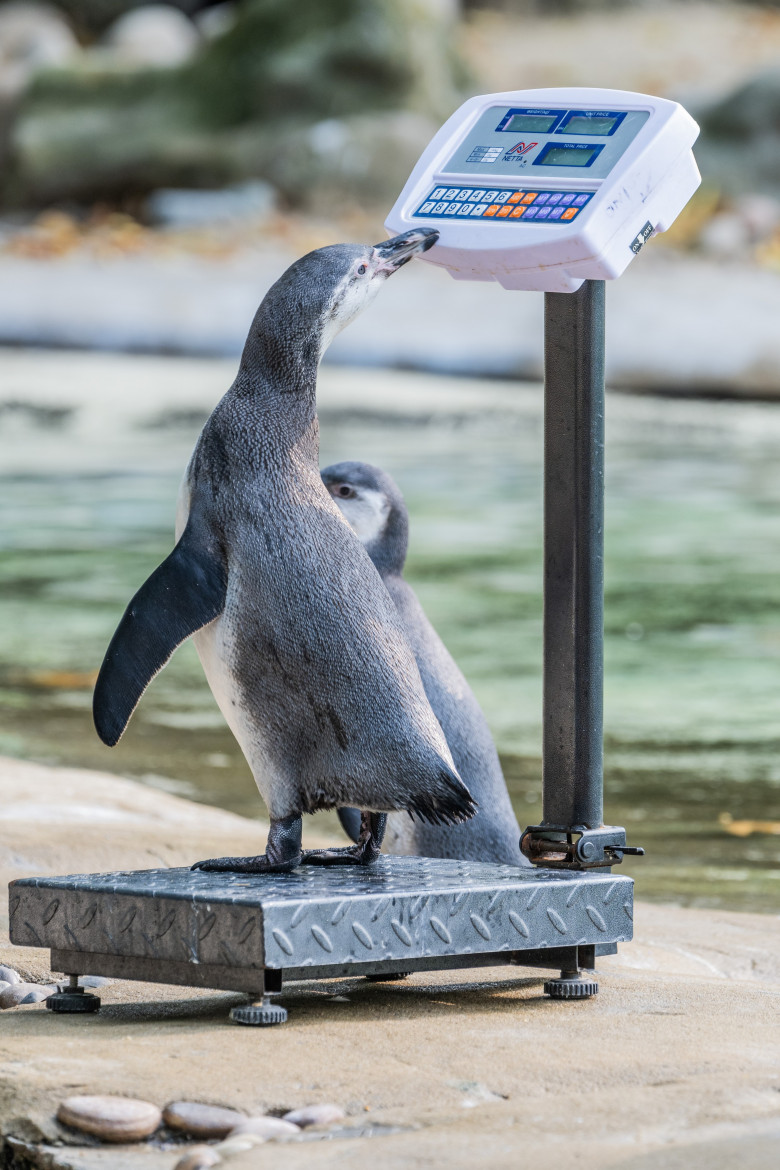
[8,88,700,1026]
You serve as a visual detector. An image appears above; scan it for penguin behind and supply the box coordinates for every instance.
[93,230,477,874]
[322,460,528,867]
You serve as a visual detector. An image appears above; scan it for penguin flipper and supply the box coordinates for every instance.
[93,518,226,747]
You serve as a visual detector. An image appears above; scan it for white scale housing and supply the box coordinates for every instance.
[385,87,701,293]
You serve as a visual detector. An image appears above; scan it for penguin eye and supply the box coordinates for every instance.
[357,264,367,276]
[337,484,356,499]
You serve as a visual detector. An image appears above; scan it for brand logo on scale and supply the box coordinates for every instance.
[503,141,537,161]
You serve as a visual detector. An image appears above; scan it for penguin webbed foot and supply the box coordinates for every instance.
[303,811,386,868]
[190,853,300,875]
[191,814,303,875]
[301,844,377,867]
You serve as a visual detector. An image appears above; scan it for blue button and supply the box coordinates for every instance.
[536,207,551,218]
[535,193,550,204]
[559,194,575,206]
[574,193,589,206]
[547,193,562,204]
[548,207,564,219]
[524,207,539,219]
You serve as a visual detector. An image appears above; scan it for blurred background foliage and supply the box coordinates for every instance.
[0,0,780,210]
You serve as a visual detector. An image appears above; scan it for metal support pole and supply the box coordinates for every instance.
[542,280,605,831]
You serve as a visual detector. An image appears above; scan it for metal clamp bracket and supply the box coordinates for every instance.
[520,824,645,869]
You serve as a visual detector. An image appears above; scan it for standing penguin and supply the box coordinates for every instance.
[322,461,527,867]
[93,231,476,873]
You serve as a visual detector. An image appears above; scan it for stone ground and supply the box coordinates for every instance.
[1,758,779,1170]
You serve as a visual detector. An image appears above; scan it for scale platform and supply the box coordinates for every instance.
[9,857,632,1022]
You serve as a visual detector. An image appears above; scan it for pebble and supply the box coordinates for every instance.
[0,965,21,985]
[214,1134,265,1155]
[228,1116,300,1141]
[163,1101,246,1139]
[173,1148,222,1170]
[0,982,56,1008]
[57,1096,162,1142]
[283,1103,346,1128]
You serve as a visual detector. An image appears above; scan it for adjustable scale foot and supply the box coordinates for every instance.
[230,994,288,1027]
[46,974,101,1013]
[543,969,598,999]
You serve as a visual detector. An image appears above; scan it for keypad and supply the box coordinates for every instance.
[414,186,592,224]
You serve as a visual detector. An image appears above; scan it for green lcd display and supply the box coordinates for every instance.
[503,113,558,134]
[564,115,617,135]
[538,144,599,167]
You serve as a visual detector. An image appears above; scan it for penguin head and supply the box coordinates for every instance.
[320,229,439,352]
[246,230,438,373]
[321,460,409,575]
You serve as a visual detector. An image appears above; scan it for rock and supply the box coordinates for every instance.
[163,1101,246,1139]
[146,180,276,228]
[0,2,79,98]
[228,1116,300,1141]
[5,0,462,206]
[173,1148,222,1170]
[0,964,21,984]
[102,6,200,68]
[195,3,236,42]
[282,1104,346,1128]
[0,981,55,1007]
[56,1096,162,1142]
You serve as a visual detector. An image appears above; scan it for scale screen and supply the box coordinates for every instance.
[443,103,648,179]
[535,143,602,168]
[502,112,559,134]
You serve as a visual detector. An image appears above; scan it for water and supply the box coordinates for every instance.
[2,352,779,912]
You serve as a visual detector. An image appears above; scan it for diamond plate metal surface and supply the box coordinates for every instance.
[9,857,633,972]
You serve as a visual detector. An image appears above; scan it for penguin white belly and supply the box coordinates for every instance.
[191,619,285,814]
[177,469,284,815]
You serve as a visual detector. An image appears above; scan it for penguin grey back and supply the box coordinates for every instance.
[322,460,526,866]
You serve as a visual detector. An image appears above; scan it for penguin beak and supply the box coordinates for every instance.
[373,229,439,274]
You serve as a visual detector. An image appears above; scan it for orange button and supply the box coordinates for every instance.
[508,192,524,203]
[509,206,526,217]
[497,206,512,217]
[483,205,499,216]
[562,207,577,220]
[521,192,537,204]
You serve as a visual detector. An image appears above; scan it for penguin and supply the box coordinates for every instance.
[321,461,528,867]
[93,230,477,874]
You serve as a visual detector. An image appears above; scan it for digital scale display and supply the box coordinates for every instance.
[564,114,619,135]
[502,113,559,134]
[535,143,603,168]
[385,87,701,292]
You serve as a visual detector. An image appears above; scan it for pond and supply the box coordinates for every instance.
[2,351,779,912]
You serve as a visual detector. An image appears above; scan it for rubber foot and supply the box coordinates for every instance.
[230,1000,288,1026]
[365,972,411,982]
[543,976,598,999]
[46,992,101,1013]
